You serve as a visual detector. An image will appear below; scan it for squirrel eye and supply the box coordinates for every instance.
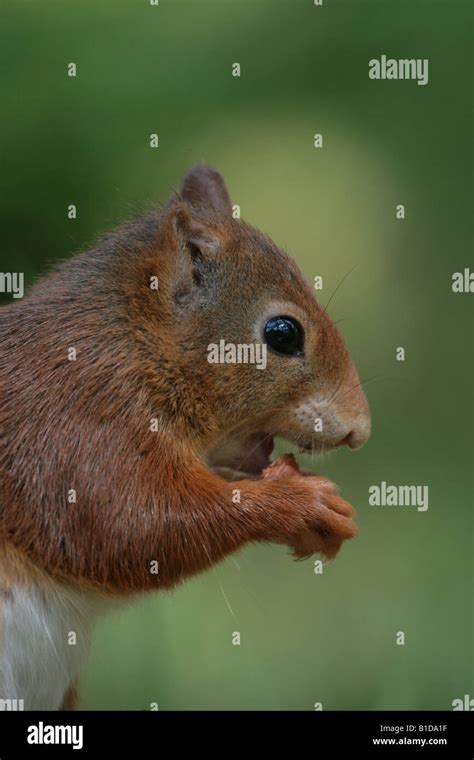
[263,316,304,357]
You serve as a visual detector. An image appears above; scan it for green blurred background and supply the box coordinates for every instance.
[1,0,472,709]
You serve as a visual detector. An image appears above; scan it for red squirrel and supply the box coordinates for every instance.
[0,165,370,709]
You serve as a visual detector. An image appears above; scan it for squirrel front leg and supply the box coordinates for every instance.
[1,455,356,594]
[66,457,356,593]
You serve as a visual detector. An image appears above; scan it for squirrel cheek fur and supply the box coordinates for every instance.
[0,165,370,599]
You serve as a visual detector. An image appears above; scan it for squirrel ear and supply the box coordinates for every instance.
[174,203,221,256]
[168,202,221,300]
[180,165,232,216]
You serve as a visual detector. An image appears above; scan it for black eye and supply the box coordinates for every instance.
[263,316,304,356]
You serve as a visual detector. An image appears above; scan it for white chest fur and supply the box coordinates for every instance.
[0,581,105,710]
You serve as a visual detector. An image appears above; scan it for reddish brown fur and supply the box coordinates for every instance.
[0,166,369,596]
[60,684,78,711]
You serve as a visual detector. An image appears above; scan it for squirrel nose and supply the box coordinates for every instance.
[337,431,364,450]
[333,366,371,450]
[337,417,371,450]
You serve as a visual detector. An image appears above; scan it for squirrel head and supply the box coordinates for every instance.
[127,165,370,476]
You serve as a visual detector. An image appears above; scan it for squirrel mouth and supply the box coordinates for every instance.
[206,429,336,481]
[206,431,275,481]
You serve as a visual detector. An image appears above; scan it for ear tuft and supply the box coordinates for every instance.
[180,165,232,216]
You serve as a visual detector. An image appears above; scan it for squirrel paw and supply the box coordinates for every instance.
[262,453,357,560]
